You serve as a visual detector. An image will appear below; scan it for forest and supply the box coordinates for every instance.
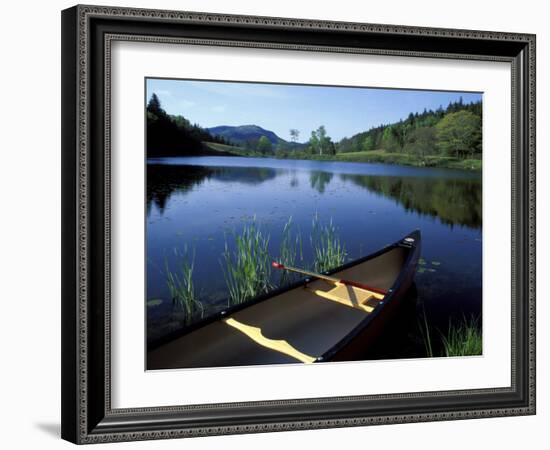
[335,98,482,158]
[146,93,233,157]
[146,93,482,169]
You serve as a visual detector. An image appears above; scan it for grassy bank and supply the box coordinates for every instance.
[200,143,481,171]
[334,150,481,170]
[279,150,481,171]
[202,141,243,155]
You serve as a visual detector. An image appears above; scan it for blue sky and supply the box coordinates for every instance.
[146,78,482,142]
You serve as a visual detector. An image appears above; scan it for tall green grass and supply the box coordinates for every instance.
[277,217,303,286]
[419,310,482,358]
[165,246,204,325]
[311,214,347,273]
[164,215,349,322]
[442,317,482,357]
[222,221,272,306]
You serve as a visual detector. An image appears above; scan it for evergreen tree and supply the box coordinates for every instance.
[147,93,163,116]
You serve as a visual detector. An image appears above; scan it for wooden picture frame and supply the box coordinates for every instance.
[61,4,536,444]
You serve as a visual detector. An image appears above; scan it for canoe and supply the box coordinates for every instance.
[148,230,421,369]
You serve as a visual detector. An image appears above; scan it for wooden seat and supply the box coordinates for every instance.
[223,317,317,363]
[305,282,383,312]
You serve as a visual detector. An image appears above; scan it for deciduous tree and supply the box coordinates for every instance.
[257,136,272,154]
[435,111,481,158]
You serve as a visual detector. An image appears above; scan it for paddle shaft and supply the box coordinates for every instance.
[272,262,387,295]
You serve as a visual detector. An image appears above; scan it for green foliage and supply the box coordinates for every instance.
[147,93,162,115]
[362,135,375,151]
[257,135,273,154]
[334,150,481,170]
[309,125,335,155]
[148,91,481,166]
[436,111,481,158]
[165,247,204,326]
[221,221,272,306]
[419,311,482,358]
[220,214,348,307]
[381,126,401,152]
[278,217,304,286]
[163,215,351,327]
[404,126,437,158]
[310,214,347,273]
[442,317,482,357]
[335,99,482,164]
[146,93,229,157]
[308,129,320,154]
[275,148,288,158]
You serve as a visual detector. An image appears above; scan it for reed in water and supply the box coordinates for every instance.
[442,316,482,357]
[165,246,204,325]
[222,220,272,306]
[311,214,347,273]
[277,216,304,286]
[419,310,481,357]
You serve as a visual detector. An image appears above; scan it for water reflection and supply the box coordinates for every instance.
[147,164,277,213]
[309,171,334,193]
[146,157,482,354]
[147,163,481,228]
[340,174,481,228]
[147,164,213,213]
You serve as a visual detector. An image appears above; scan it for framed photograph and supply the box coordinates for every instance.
[61,4,536,444]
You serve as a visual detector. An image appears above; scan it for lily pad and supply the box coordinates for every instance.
[427,268,437,273]
[147,298,163,307]
[419,258,427,266]
[431,261,441,266]
[417,267,426,274]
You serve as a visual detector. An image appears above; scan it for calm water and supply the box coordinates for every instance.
[146,156,482,358]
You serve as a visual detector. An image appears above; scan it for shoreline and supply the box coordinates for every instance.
[200,143,482,171]
[314,151,481,171]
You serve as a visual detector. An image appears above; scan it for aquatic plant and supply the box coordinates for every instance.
[165,246,204,325]
[419,311,482,358]
[222,220,272,306]
[277,217,303,286]
[310,214,347,273]
[147,298,163,308]
[441,317,482,357]
[418,307,434,358]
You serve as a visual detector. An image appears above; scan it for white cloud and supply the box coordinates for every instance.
[211,105,227,113]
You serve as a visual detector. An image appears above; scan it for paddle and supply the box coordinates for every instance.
[271,261,387,295]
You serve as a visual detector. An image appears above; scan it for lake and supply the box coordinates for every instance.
[146,156,482,359]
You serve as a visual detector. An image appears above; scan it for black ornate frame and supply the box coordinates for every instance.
[61,4,536,444]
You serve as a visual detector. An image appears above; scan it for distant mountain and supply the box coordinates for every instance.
[207,125,286,147]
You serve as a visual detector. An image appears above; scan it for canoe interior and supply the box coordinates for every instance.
[148,246,409,370]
